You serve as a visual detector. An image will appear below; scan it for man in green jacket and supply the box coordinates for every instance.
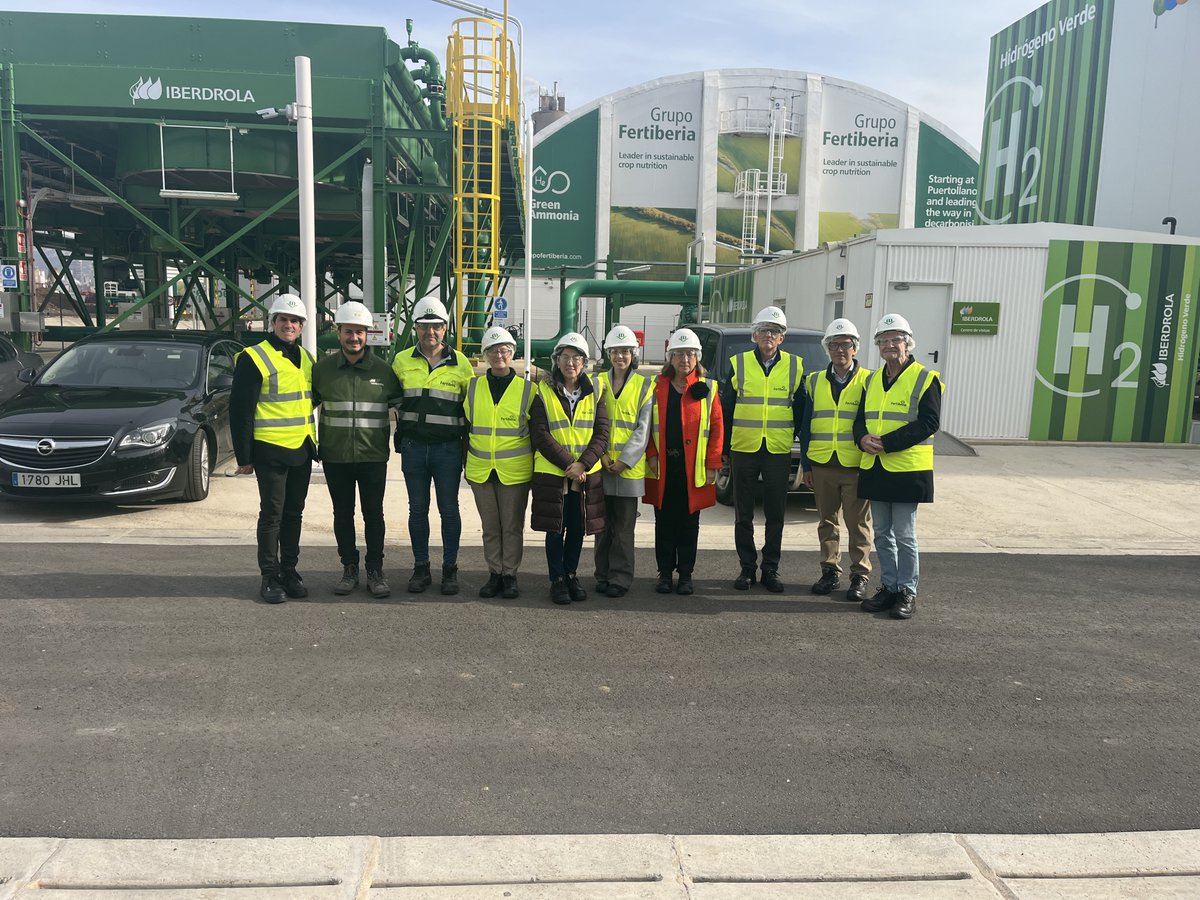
[312,301,402,597]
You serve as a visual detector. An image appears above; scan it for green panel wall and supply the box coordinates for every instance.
[976,0,1115,226]
[1030,239,1200,442]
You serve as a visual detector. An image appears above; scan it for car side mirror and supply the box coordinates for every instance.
[211,372,235,391]
[17,367,35,384]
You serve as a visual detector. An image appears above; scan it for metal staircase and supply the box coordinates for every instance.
[730,100,794,256]
[444,14,522,355]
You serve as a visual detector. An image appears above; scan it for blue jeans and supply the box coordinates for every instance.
[870,500,920,594]
[400,438,463,566]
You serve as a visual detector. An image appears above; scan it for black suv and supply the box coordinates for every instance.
[690,323,826,506]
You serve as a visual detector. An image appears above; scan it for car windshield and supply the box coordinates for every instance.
[38,342,201,389]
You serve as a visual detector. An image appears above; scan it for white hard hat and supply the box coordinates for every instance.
[268,293,307,321]
[823,318,860,343]
[604,324,639,351]
[752,306,787,330]
[666,328,702,353]
[334,301,374,328]
[873,313,913,339]
[553,331,590,358]
[412,297,450,324]
[480,325,516,353]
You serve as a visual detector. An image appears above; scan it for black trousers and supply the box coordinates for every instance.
[254,459,312,575]
[545,490,584,581]
[732,445,791,572]
[323,460,389,570]
[654,450,700,577]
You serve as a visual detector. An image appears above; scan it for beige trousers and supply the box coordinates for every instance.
[810,462,873,577]
[470,479,531,576]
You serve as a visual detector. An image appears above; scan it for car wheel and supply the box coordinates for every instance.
[715,463,734,506]
[182,431,211,502]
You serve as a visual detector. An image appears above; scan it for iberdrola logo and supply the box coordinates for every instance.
[130,77,163,104]
[960,305,974,316]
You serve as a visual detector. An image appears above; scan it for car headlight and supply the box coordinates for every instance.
[117,420,177,450]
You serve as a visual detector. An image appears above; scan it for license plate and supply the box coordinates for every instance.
[13,472,81,488]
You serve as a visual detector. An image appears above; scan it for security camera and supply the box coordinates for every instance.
[256,107,280,120]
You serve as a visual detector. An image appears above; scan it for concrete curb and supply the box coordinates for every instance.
[2,831,1198,898]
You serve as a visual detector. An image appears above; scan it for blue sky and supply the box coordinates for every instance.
[8,0,1041,147]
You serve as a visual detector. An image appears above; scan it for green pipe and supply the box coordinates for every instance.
[530,276,713,358]
[400,42,445,132]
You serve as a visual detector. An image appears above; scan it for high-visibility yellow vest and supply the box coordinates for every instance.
[649,376,718,489]
[729,350,802,454]
[242,341,316,449]
[860,362,942,473]
[533,381,603,476]
[464,374,536,485]
[391,346,474,442]
[595,370,653,480]
[805,365,870,467]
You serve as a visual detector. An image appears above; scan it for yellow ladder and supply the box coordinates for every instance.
[445,11,519,353]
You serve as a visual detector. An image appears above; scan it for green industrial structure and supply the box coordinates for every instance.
[0,9,526,354]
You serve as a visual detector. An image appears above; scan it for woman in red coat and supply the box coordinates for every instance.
[643,328,724,595]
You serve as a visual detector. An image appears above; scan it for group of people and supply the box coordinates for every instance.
[231,295,940,620]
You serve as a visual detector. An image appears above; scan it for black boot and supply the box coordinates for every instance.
[655,573,674,594]
[846,575,870,603]
[334,563,359,596]
[566,574,587,602]
[550,577,571,605]
[733,568,755,590]
[441,564,459,596]
[676,574,694,595]
[278,568,308,598]
[862,586,897,612]
[407,562,432,593]
[891,588,917,619]
[760,568,784,593]
[811,566,840,595]
[259,573,284,604]
[500,574,520,599]
[479,572,503,598]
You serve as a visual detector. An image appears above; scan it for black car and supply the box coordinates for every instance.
[0,333,44,403]
[690,322,826,506]
[0,331,240,502]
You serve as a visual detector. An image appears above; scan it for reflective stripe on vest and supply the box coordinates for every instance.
[805,366,869,467]
[860,363,941,473]
[649,376,717,489]
[321,399,389,433]
[730,350,801,454]
[391,349,472,435]
[596,370,652,480]
[464,375,535,485]
[533,382,602,477]
[243,342,315,449]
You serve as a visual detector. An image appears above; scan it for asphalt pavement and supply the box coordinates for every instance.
[3,542,1198,839]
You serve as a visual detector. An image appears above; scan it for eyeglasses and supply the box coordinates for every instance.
[877,337,907,347]
[415,321,446,331]
[558,354,585,365]
[754,328,784,338]
[671,349,699,359]
[485,346,513,356]
[828,341,856,351]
